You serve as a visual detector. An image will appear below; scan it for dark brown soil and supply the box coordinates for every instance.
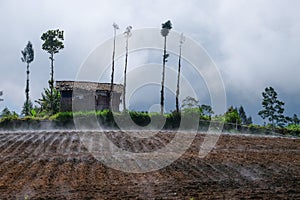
[0,131,299,199]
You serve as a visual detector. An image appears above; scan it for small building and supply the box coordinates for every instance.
[56,81,123,112]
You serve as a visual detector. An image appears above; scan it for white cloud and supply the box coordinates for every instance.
[0,0,299,123]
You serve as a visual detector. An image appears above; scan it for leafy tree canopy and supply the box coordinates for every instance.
[238,106,252,125]
[161,20,172,37]
[21,41,34,64]
[41,29,64,54]
[181,96,199,110]
[21,99,33,116]
[0,107,18,118]
[162,20,172,29]
[258,87,286,127]
[225,106,241,124]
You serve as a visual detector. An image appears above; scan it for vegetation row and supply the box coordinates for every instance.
[0,109,299,136]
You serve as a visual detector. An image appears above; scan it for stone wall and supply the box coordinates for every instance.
[56,81,123,112]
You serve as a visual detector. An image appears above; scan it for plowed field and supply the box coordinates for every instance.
[0,131,299,199]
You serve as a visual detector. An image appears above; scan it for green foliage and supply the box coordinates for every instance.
[1,107,11,117]
[0,109,299,136]
[41,29,64,54]
[225,106,241,124]
[1,107,18,118]
[258,87,286,127]
[161,20,172,37]
[36,88,61,115]
[21,41,34,64]
[166,111,181,129]
[238,106,252,125]
[200,104,214,117]
[291,114,300,125]
[287,124,300,131]
[182,107,200,115]
[21,41,34,116]
[50,111,73,121]
[0,107,18,125]
[238,106,247,124]
[182,96,199,110]
[212,114,225,123]
[129,111,151,126]
[286,124,300,135]
[248,124,273,135]
[41,29,64,112]
[21,99,33,116]
[30,108,37,117]
[162,20,172,29]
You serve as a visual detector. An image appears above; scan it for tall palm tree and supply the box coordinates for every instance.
[110,22,119,111]
[160,20,172,115]
[21,41,34,116]
[176,33,185,113]
[123,26,132,112]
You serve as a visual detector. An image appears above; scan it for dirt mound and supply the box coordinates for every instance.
[0,131,299,199]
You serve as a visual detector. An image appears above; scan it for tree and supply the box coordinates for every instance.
[160,20,172,115]
[1,107,11,117]
[225,106,241,124]
[175,33,185,113]
[41,29,64,114]
[246,116,253,125]
[258,87,286,127]
[292,114,300,125]
[0,91,3,102]
[200,104,214,117]
[21,100,33,116]
[21,41,34,116]
[123,25,132,112]
[0,107,18,118]
[238,106,247,124]
[181,96,199,110]
[238,105,252,125]
[110,22,119,111]
[36,88,61,115]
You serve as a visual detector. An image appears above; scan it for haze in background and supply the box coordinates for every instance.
[0,0,299,124]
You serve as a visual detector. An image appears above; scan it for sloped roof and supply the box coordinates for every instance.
[56,81,123,93]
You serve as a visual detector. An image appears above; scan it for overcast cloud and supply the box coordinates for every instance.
[0,0,299,124]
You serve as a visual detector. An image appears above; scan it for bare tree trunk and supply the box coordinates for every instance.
[25,63,30,115]
[123,37,129,112]
[50,52,54,115]
[160,36,167,115]
[176,45,182,113]
[110,30,117,111]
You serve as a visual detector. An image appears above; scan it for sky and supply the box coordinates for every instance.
[0,0,299,124]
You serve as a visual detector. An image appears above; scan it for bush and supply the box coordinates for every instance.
[286,124,300,136]
[0,110,299,136]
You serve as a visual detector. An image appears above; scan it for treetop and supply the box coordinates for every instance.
[41,29,64,54]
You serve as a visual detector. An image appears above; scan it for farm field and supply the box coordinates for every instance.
[0,130,299,199]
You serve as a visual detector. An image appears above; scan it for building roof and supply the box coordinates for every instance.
[56,81,123,93]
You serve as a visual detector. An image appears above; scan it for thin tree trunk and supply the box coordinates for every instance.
[25,63,30,115]
[110,30,117,111]
[123,37,129,112]
[176,45,182,113]
[50,52,54,114]
[160,36,167,115]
